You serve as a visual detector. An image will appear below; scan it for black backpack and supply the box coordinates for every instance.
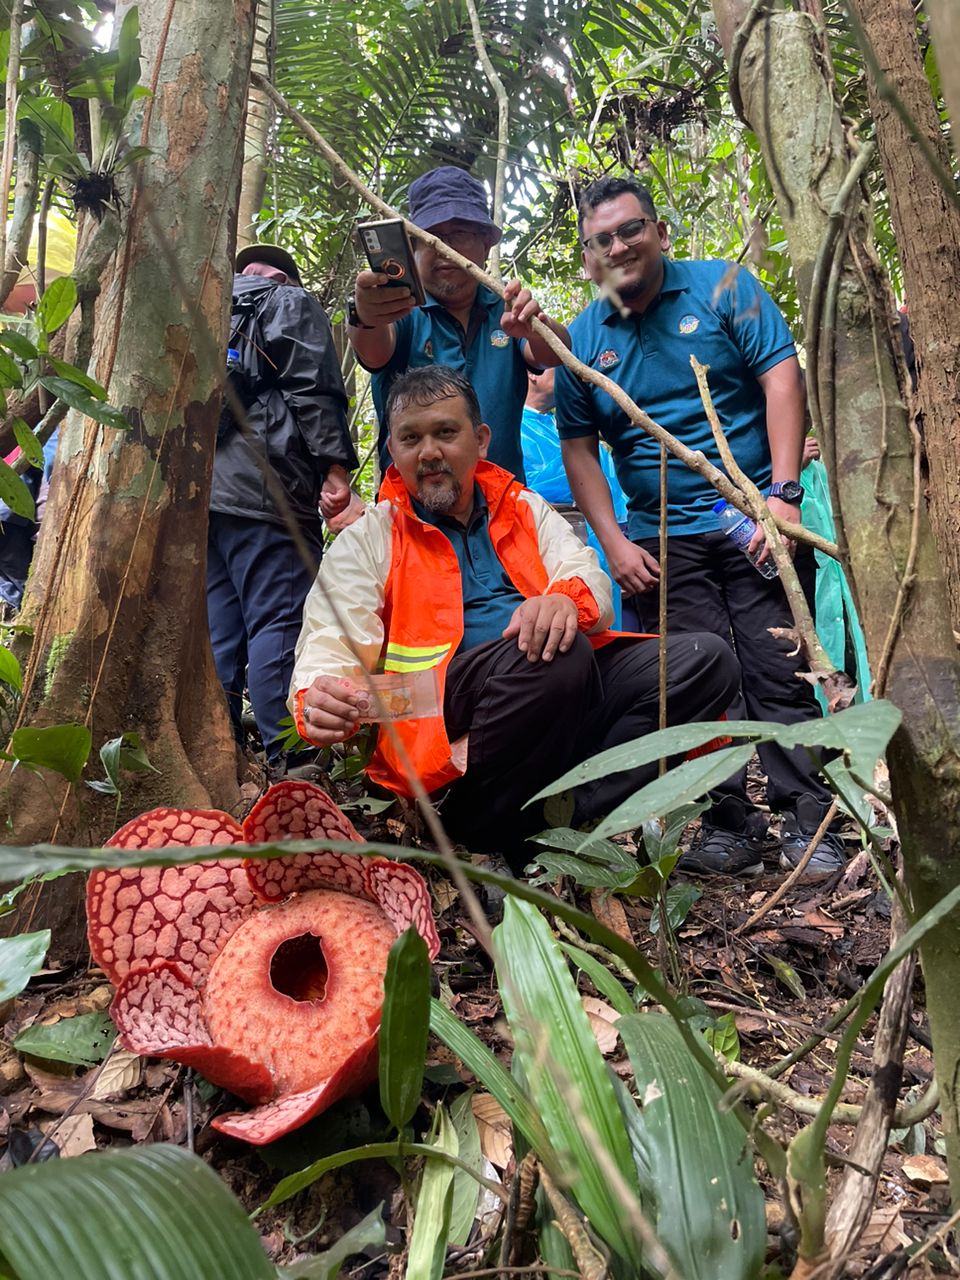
[218,283,277,441]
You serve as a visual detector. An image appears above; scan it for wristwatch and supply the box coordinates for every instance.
[768,479,804,503]
[346,295,373,330]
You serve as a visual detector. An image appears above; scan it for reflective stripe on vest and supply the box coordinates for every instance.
[383,641,453,674]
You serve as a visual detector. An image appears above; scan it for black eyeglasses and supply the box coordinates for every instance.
[582,217,654,255]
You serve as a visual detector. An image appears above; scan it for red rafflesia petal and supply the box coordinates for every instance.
[111,961,273,1104]
[87,809,256,986]
[242,780,369,902]
[212,1033,379,1144]
[364,859,441,961]
[203,889,395,1095]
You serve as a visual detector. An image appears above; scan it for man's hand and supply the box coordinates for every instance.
[352,270,417,327]
[750,496,801,565]
[802,436,820,469]
[502,594,579,663]
[325,490,366,534]
[500,278,546,341]
[301,676,371,745]
[320,465,352,520]
[606,538,661,595]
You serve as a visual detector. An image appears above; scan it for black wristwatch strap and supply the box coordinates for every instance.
[769,479,804,503]
[347,295,373,330]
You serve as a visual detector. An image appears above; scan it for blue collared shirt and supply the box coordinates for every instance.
[412,485,524,654]
[555,258,796,539]
[370,285,530,482]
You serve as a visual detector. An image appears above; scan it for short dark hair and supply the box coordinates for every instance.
[577,176,657,236]
[385,365,482,433]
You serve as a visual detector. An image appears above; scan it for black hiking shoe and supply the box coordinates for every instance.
[679,796,767,877]
[778,794,846,879]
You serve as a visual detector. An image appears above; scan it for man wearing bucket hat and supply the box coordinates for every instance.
[208,244,358,774]
[347,166,570,483]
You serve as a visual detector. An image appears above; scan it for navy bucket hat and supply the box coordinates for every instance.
[408,166,502,246]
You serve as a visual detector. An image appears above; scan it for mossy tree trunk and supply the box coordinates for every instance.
[0,0,257,869]
[850,0,960,633]
[714,0,960,1208]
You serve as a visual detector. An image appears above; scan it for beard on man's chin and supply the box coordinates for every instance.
[416,466,461,513]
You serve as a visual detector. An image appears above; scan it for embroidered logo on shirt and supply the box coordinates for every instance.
[598,348,620,370]
[423,339,433,359]
[490,329,510,348]
[678,314,700,334]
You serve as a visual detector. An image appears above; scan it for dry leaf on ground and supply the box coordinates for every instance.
[471,1092,513,1169]
[91,1050,142,1099]
[589,890,634,944]
[902,1154,949,1187]
[858,1205,910,1250]
[47,1113,96,1158]
[581,997,620,1055]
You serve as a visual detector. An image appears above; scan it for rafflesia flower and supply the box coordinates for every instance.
[86,781,440,1145]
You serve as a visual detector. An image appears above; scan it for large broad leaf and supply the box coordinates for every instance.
[590,744,757,841]
[494,898,643,1263]
[11,420,44,469]
[0,459,35,520]
[0,645,22,692]
[0,1145,274,1280]
[14,1012,115,1067]
[530,701,902,804]
[0,931,50,1002]
[379,927,430,1130]
[35,277,78,336]
[448,1089,482,1247]
[38,377,130,431]
[9,724,92,782]
[618,1013,766,1280]
[405,1105,456,1280]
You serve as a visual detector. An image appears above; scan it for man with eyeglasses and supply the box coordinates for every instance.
[347,166,570,482]
[555,175,845,881]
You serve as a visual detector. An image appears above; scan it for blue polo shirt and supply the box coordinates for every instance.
[412,486,524,655]
[555,258,796,539]
[370,285,530,482]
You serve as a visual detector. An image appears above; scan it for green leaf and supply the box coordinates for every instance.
[11,419,44,470]
[703,1011,740,1062]
[97,732,160,793]
[0,347,23,387]
[618,1013,766,1280]
[0,1145,275,1279]
[0,645,22,692]
[14,1012,116,1067]
[35,277,78,336]
[0,330,38,360]
[591,744,757,841]
[379,927,430,1130]
[0,459,35,520]
[45,356,107,400]
[283,1204,386,1278]
[9,724,92,782]
[448,1090,482,1246]
[113,7,142,112]
[38,377,131,430]
[112,144,152,173]
[0,930,50,1002]
[406,1105,456,1280]
[526,826,639,888]
[560,941,635,1017]
[649,883,701,935]
[494,898,643,1262]
[763,952,806,1001]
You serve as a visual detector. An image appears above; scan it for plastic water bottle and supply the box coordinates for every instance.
[713,499,778,579]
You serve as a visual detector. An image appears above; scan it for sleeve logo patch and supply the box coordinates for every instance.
[678,314,700,334]
[598,348,620,370]
[423,339,433,358]
[490,329,510,348]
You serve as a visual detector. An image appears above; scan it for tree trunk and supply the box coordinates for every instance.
[237,3,275,247]
[927,1,960,155]
[851,0,960,633]
[713,0,960,1210]
[0,0,256,866]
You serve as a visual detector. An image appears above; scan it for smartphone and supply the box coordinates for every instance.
[356,218,426,306]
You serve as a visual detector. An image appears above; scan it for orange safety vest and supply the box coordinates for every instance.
[365,461,622,798]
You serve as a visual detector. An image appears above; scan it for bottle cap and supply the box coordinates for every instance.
[712,499,727,513]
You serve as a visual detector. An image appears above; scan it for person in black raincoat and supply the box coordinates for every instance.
[209,244,358,770]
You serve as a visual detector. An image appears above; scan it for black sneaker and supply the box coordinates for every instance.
[778,794,846,878]
[679,796,767,877]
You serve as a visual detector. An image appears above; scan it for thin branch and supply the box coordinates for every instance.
[251,73,838,560]
[737,801,839,933]
[463,0,508,283]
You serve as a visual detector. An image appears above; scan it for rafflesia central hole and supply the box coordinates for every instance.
[270,932,329,1002]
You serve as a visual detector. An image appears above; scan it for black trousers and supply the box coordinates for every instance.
[628,531,830,812]
[438,630,740,866]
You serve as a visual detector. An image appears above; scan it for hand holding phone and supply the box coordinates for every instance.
[356,219,425,305]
